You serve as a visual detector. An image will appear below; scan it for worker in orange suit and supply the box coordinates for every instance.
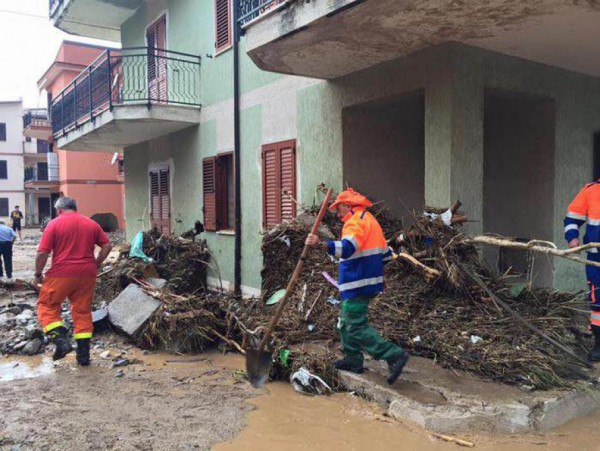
[306,188,409,385]
[35,197,112,365]
[565,181,600,361]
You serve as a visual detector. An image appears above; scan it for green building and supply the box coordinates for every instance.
[49,0,600,294]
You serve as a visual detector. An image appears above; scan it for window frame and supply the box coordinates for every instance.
[202,152,235,232]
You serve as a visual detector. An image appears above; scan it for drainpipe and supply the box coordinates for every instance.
[233,1,242,298]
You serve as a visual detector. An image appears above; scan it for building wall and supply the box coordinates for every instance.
[0,101,25,223]
[119,2,600,294]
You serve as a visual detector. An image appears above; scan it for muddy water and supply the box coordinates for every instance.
[0,356,54,382]
[214,362,600,451]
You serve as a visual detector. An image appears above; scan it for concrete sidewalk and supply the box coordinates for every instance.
[338,355,600,434]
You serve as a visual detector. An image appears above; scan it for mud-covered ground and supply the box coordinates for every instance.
[0,352,254,450]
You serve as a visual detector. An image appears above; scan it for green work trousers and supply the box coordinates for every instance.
[338,296,403,366]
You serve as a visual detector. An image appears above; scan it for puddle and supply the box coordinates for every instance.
[0,356,55,382]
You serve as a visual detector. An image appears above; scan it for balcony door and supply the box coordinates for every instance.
[146,15,168,103]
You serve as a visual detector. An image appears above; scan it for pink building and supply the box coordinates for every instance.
[27,41,125,230]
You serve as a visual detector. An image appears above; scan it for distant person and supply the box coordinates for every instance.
[10,205,23,241]
[34,197,112,365]
[0,220,17,282]
[305,188,409,385]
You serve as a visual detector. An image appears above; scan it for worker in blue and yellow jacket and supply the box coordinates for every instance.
[306,188,409,384]
[565,181,600,361]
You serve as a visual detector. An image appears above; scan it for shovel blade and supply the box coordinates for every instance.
[246,348,272,388]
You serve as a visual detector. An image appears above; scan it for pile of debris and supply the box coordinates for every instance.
[0,301,60,356]
[230,204,589,390]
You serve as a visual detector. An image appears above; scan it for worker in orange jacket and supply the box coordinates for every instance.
[306,189,409,385]
[565,181,600,361]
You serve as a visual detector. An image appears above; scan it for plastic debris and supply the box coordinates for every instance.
[129,231,152,263]
[470,335,483,344]
[266,289,286,306]
[326,296,341,306]
[279,349,290,368]
[290,367,332,396]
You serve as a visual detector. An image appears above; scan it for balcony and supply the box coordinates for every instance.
[49,0,142,42]
[51,47,202,152]
[24,141,51,162]
[239,0,600,80]
[23,109,52,141]
[24,164,60,189]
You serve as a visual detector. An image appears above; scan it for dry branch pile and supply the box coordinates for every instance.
[241,211,590,390]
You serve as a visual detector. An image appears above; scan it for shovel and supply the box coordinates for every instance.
[246,188,333,388]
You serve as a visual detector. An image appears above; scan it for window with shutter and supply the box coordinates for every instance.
[215,0,232,53]
[149,168,171,235]
[203,154,234,232]
[146,15,167,102]
[262,140,297,229]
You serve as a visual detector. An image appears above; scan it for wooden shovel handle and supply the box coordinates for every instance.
[257,188,333,351]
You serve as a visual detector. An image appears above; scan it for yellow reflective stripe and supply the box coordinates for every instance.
[43,321,63,333]
[73,332,93,339]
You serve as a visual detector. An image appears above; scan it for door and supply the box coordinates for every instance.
[146,15,168,103]
[149,168,171,235]
[38,197,51,222]
[37,162,48,181]
[50,193,60,218]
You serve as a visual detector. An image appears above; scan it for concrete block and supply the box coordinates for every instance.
[108,284,161,337]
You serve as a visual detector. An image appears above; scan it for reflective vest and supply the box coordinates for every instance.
[564,181,600,253]
[326,207,392,301]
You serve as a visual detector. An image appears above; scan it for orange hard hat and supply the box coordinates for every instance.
[329,188,373,211]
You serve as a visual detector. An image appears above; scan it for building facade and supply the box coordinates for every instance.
[50,0,600,294]
[38,41,125,231]
[0,101,26,224]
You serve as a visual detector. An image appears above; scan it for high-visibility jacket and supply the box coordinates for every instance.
[326,207,392,301]
[564,181,600,253]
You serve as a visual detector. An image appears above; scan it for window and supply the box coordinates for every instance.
[215,0,232,53]
[0,123,6,141]
[203,153,234,231]
[0,160,7,179]
[149,167,171,236]
[0,198,8,217]
[118,158,125,176]
[146,15,167,102]
[262,140,297,229]
[25,136,31,143]
[37,140,49,154]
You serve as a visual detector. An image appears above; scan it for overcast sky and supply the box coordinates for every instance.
[0,0,117,108]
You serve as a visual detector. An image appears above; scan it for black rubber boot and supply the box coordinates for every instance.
[76,338,91,366]
[589,325,600,362]
[333,357,364,374]
[387,351,409,385]
[46,326,73,361]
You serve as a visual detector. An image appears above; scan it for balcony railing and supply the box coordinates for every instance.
[239,0,288,26]
[51,47,202,137]
[23,109,50,130]
[24,165,59,183]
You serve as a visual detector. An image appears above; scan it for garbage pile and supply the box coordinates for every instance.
[234,207,589,390]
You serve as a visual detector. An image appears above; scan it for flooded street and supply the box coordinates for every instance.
[1,350,600,450]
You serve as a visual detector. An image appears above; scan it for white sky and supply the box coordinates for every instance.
[0,0,118,108]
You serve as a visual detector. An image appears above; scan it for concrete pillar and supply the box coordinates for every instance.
[424,63,484,234]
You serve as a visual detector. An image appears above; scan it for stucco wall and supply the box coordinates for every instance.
[343,92,425,221]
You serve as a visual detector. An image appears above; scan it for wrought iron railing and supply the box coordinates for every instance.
[51,47,201,138]
[23,109,50,130]
[239,0,288,26]
[24,165,59,183]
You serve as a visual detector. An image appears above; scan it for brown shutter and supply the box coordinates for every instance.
[215,0,232,53]
[146,30,156,81]
[279,141,296,223]
[262,140,297,229]
[203,157,218,231]
[159,168,171,235]
[150,170,160,226]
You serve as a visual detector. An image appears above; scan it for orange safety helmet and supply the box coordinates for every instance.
[329,188,373,211]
